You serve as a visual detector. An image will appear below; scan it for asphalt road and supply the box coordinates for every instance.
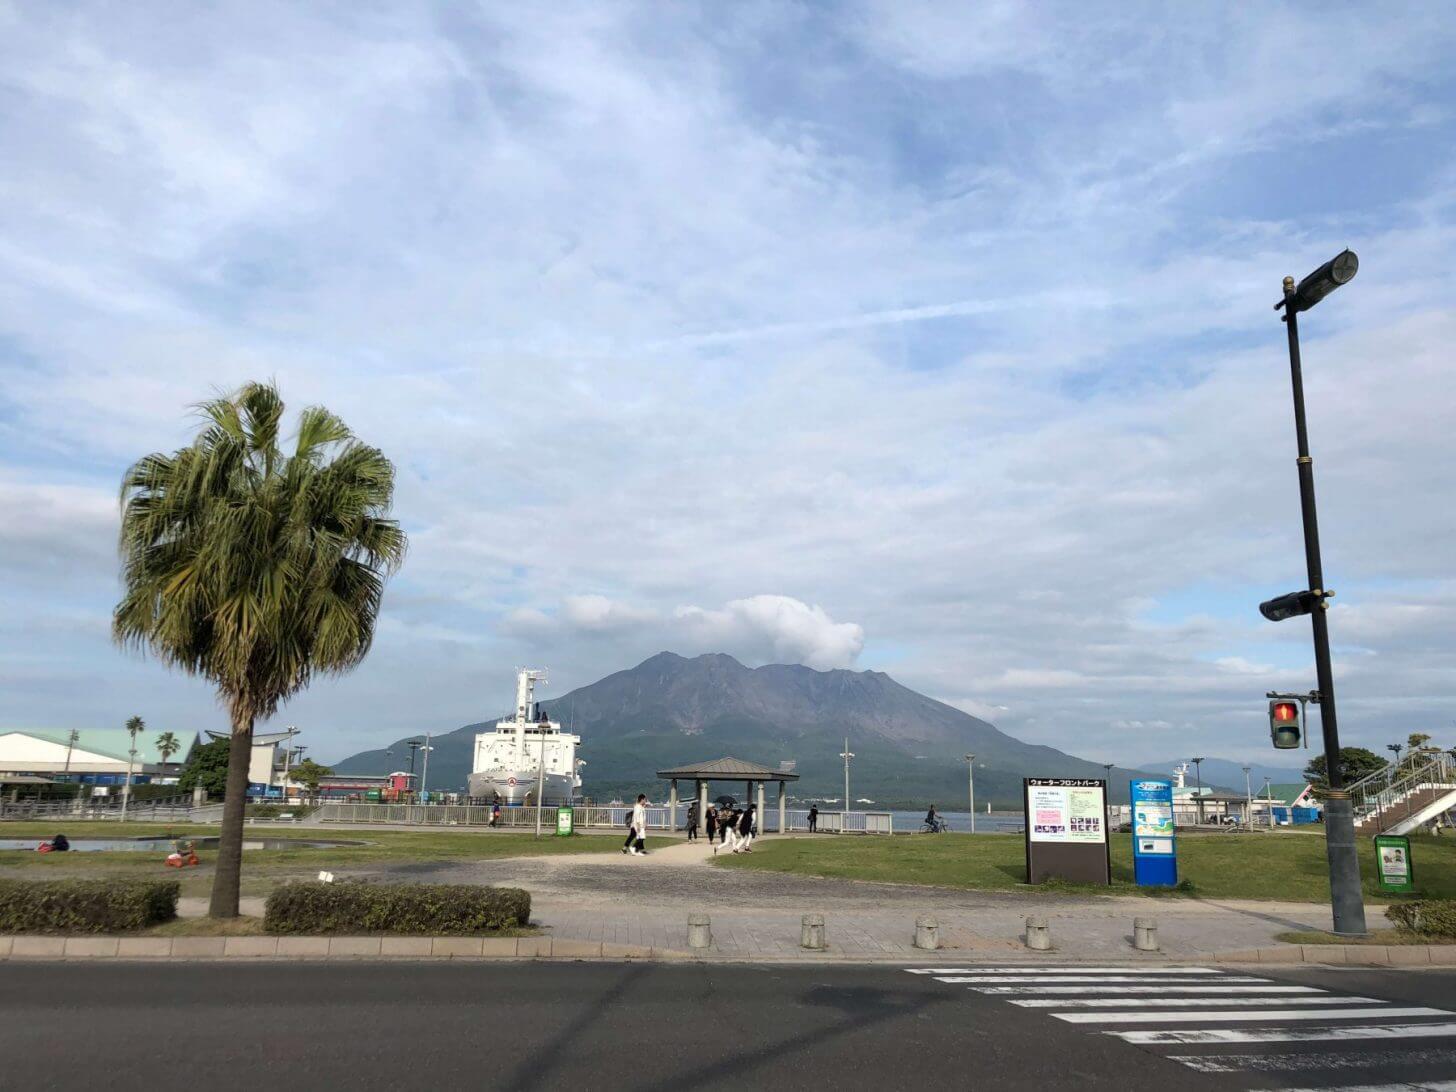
[1,962,1453,1091]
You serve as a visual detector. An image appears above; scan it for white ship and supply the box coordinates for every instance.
[467,669,582,805]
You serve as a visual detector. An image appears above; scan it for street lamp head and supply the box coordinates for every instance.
[1279,249,1358,313]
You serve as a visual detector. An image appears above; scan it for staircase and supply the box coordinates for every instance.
[1350,752,1456,837]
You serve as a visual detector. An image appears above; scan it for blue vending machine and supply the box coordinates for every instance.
[1130,778,1178,886]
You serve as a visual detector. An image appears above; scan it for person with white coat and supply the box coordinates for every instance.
[621,793,649,856]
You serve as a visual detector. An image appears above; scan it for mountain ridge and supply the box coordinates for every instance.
[333,651,1161,805]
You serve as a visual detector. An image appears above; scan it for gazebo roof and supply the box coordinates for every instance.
[656,756,799,781]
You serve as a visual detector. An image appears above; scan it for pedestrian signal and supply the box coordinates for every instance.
[1269,700,1301,749]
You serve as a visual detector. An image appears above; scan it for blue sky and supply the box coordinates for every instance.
[2,1,1454,769]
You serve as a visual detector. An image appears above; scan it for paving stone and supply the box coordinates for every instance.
[380,937,434,957]
[550,939,603,959]
[170,937,226,957]
[223,937,280,957]
[116,938,173,958]
[516,937,552,957]
[1428,945,1456,965]
[63,937,119,957]
[430,937,483,957]
[1303,945,1347,964]
[479,937,519,957]
[0,937,12,957]
[11,937,65,958]
[327,937,383,957]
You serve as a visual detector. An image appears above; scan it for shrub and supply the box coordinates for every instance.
[1386,899,1456,938]
[264,882,530,935]
[0,878,179,933]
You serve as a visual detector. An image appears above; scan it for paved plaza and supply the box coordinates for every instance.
[183,836,1347,960]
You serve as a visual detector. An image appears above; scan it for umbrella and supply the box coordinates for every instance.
[713,794,737,808]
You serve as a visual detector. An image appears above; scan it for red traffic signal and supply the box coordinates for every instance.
[1269,700,1301,749]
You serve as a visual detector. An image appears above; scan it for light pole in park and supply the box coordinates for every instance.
[1243,765,1253,830]
[839,738,855,825]
[1190,756,1205,826]
[1263,248,1366,935]
[965,754,977,834]
[419,734,433,798]
[405,739,423,789]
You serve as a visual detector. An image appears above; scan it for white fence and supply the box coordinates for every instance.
[315,802,895,834]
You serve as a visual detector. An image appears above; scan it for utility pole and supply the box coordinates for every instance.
[1243,765,1253,830]
[62,729,80,812]
[966,754,977,834]
[839,738,854,826]
[1191,756,1205,826]
[420,734,433,799]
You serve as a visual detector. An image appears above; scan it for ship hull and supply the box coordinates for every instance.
[468,770,577,805]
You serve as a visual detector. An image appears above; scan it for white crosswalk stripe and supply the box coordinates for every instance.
[905,963,1456,1086]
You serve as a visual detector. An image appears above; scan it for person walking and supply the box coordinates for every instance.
[736,804,756,853]
[686,799,699,842]
[621,793,649,856]
[807,804,818,833]
[705,805,718,846]
[715,807,738,855]
[490,801,501,828]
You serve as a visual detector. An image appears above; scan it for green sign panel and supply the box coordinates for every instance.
[555,806,574,837]
[1374,834,1414,893]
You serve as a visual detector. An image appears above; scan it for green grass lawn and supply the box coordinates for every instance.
[0,823,667,898]
[715,831,1456,903]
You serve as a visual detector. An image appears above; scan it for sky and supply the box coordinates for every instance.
[2,1,1455,770]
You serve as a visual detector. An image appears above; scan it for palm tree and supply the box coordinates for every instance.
[155,731,181,771]
[122,715,144,818]
[114,382,407,917]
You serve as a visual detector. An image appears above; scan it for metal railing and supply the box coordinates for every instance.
[1351,751,1456,834]
[314,802,896,834]
[0,795,195,821]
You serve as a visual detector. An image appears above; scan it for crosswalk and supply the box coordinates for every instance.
[905,964,1456,1089]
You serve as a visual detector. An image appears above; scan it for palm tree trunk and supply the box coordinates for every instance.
[208,716,254,918]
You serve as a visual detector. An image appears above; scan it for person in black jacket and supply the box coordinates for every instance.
[736,804,756,853]
[686,800,699,841]
[807,805,818,833]
[705,805,718,845]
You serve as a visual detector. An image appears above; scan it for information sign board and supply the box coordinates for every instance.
[1374,834,1414,893]
[1023,778,1110,885]
[1130,778,1178,886]
[556,805,574,837]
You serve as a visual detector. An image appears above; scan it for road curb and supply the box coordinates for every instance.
[1213,944,1456,967]
[5,936,1453,965]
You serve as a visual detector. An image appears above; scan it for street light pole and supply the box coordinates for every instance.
[1191,756,1205,826]
[1243,765,1253,830]
[1277,260,1367,935]
[965,754,976,834]
[419,734,433,798]
[839,738,854,826]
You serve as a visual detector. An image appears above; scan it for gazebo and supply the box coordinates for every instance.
[657,756,800,833]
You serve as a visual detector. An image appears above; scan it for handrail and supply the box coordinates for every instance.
[1351,752,1456,833]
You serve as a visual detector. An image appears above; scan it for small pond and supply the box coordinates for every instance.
[0,837,368,853]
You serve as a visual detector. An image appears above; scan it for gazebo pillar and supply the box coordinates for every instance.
[669,779,679,830]
[777,779,786,834]
[757,781,766,830]
[697,779,707,822]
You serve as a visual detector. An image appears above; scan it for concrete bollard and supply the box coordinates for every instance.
[1133,916,1158,952]
[914,916,940,951]
[801,912,826,951]
[688,913,712,949]
[1024,914,1051,951]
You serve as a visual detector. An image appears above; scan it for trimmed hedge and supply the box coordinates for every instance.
[265,882,530,935]
[0,878,179,933]
[1386,899,1456,938]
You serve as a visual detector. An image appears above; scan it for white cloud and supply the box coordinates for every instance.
[674,596,865,671]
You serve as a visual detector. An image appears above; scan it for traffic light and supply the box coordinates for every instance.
[1269,699,1301,749]
[1259,590,1320,622]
